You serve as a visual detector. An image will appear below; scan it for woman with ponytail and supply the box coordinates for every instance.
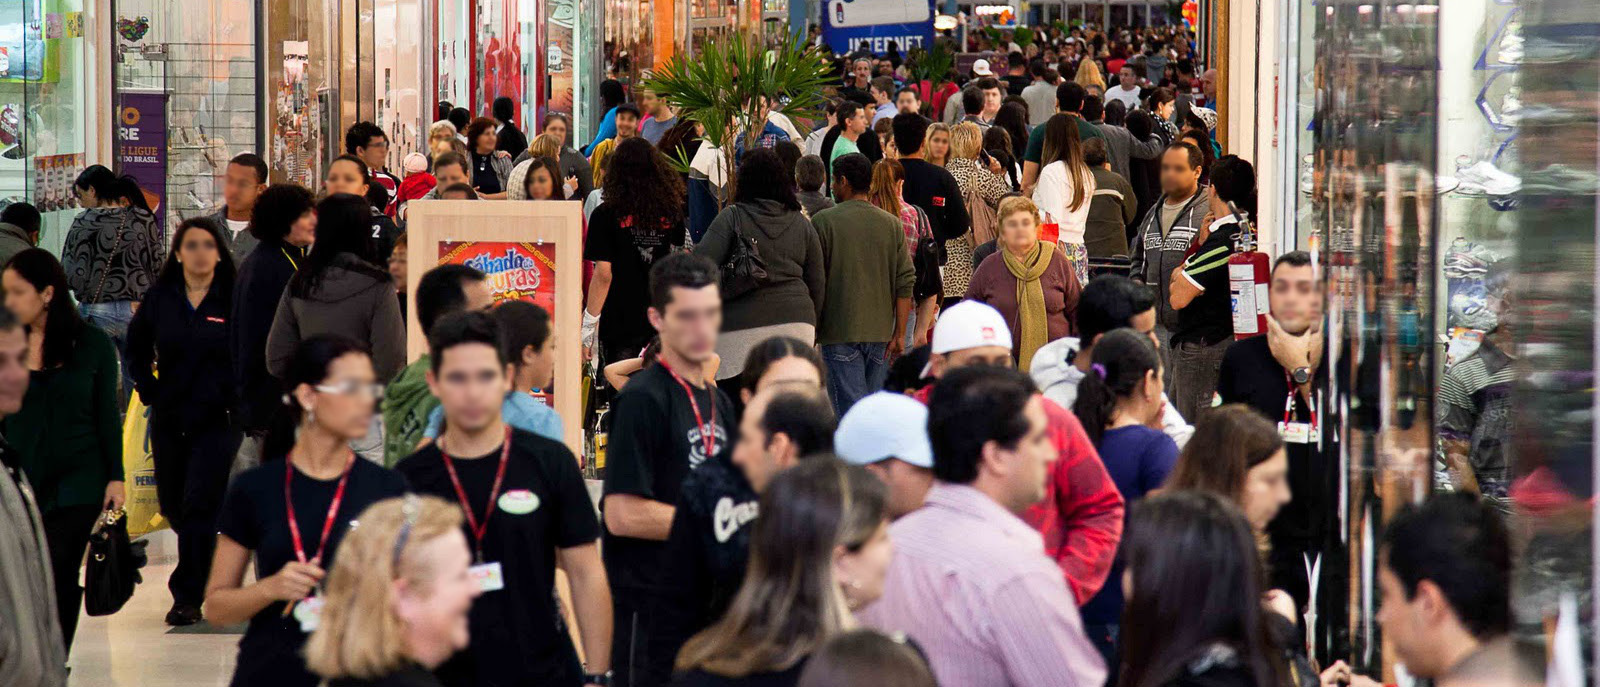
[1071,327,1179,681]
[205,335,407,687]
[63,166,164,401]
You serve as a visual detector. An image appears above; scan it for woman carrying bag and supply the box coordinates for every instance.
[693,149,825,395]
[1,248,124,654]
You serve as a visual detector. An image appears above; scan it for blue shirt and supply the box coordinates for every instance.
[424,391,563,443]
[584,106,618,155]
[1079,424,1179,625]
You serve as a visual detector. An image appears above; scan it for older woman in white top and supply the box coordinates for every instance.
[1031,114,1096,288]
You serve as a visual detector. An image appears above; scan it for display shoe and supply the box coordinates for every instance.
[1501,89,1521,127]
[1454,159,1520,197]
[1435,175,1460,195]
[166,602,203,627]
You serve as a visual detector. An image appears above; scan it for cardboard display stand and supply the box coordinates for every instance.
[404,199,585,456]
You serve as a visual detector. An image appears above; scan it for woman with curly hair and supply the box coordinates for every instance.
[582,138,689,364]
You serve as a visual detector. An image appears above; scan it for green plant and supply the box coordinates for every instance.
[906,43,956,93]
[1013,26,1034,50]
[644,32,831,205]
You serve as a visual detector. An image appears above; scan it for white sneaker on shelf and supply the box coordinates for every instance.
[1499,22,1523,64]
[1501,89,1521,127]
[1435,175,1460,195]
[1455,159,1520,197]
[1299,154,1314,196]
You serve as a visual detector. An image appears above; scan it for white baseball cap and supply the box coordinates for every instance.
[972,59,994,77]
[931,300,1013,354]
[835,392,933,469]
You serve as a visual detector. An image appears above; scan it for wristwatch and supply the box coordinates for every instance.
[1291,366,1311,385]
[583,672,613,686]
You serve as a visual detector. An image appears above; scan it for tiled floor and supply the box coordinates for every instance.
[69,532,238,687]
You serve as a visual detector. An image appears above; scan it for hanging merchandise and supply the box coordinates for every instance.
[1227,205,1270,340]
[116,16,151,43]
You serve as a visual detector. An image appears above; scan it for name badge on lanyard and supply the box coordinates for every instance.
[293,594,325,633]
[1280,375,1319,445]
[469,561,506,593]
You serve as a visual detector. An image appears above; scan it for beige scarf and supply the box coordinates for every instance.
[1001,240,1054,370]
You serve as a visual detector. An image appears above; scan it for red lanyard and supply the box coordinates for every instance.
[285,451,356,566]
[659,359,717,460]
[1284,374,1318,432]
[440,425,513,561]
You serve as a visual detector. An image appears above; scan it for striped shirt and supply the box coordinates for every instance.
[859,483,1107,687]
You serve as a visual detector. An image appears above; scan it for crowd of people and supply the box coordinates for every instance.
[0,19,1539,687]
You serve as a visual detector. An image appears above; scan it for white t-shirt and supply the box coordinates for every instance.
[1032,161,1096,244]
[226,219,249,238]
[1105,84,1142,110]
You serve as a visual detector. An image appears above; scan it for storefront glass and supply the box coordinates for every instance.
[375,0,424,167]
[0,0,95,254]
[112,0,258,230]
[436,0,469,114]
[265,2,332,188]
[1293,0,1597,678]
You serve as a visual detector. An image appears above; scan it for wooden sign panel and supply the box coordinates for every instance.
[404,199,585,455]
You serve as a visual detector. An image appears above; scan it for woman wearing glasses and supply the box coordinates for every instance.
[305,495,482,687]
[124,218,242,627]
[206,336,408,687]
[267,193,405,463]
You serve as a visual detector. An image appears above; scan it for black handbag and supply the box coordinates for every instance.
[718,206,769,301]
[910,206,945,301]
[84,508,147,616]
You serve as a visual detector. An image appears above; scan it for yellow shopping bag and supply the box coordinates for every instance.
[122,397,166,538]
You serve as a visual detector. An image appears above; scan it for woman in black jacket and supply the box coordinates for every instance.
[232,185,317,470]
[126,218,241,626]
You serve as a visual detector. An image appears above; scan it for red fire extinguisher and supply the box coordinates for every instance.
[1227,202,1270,340]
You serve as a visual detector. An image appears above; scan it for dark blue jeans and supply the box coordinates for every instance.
[822,342,889,417]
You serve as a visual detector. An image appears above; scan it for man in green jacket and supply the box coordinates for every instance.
[812,152,914,417]
[381,264,492,466]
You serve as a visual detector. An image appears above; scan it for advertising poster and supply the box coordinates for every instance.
[438,241,557,404]
[544,0,577,119]
[117,92,167,220]
[822,0,935,55]
[438,241,557,311]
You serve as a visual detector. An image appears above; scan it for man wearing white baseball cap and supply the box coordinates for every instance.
[910,300,1124,606]
[971,58,995,78]
[836,391,935,519]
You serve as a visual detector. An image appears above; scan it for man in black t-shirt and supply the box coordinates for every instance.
[1167,155,1256,420]
[397,312,611,687]
[601,253,734,687]
[657,386,835,661]
[1215,250,1329,615]
[893,113,970,247]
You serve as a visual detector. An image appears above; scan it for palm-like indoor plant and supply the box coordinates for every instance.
[643,32,832,206]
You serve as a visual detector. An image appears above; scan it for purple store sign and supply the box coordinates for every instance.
[117,91,167,222]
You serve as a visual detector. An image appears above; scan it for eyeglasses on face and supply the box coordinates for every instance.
[315,381,386,400]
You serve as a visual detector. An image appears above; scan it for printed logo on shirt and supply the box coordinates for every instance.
[713,497,759,543]
[498,489,540,515]
[686,424,728,469]
[932,196,946,207]
[205,316,226,324]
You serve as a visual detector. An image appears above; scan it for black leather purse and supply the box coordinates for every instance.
[84,508,147,616]
[718,206,769,301]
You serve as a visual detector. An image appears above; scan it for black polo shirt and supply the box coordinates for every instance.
[1214,334,1334,548]
[1172,221,1241,347]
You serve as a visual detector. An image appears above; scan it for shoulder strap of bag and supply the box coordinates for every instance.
[91,214,128,304]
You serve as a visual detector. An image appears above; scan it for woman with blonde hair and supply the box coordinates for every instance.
[1074,58,1107,95]
[426,121,463,161]
[507,133,578,200]
[675,458,891,686]
[922,122,951,167]
[867,158,938,347]
[1033,113,1096,288]
[964,196,1078,370]
[304,495,481,687]
[942,122,1011,306]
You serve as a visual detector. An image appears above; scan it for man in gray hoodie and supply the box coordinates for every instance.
[0,202,39,267]
[0,306,67,687]
[1129,142,1211,390]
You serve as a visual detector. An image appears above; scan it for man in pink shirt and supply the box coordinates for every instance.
[861,364,1107,687]
[910,301,1124,603]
